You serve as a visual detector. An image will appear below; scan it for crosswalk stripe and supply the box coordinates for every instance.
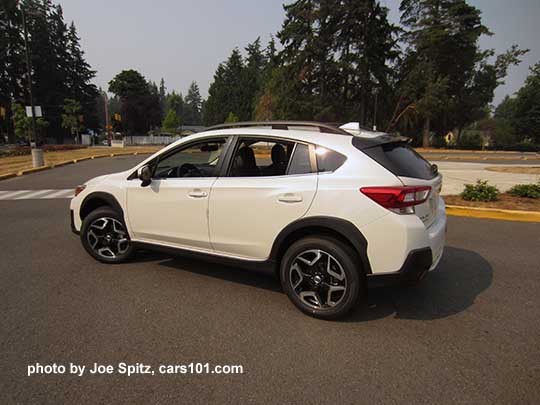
[0,189,74,200]
[13,189,56,199]
[0,190,33,200]
[41,189,74,199]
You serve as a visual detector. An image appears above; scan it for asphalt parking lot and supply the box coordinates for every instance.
[1,155,539,403]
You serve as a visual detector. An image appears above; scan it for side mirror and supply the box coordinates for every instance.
[138,165,152,187]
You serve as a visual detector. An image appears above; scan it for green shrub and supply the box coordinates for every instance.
[457,131,484,150]
[508,183,540,199]
[461,180,500,202]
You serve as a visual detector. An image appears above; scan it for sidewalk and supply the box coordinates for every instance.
[436,161,540,195]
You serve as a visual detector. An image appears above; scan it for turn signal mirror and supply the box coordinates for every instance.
[138,165,152,187]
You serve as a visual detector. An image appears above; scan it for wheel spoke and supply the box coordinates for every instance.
[90,218,108,230]
[299,291,322,307]
[97,247,115,257]
[326,285,346,307]
[327,256,346,281]
[87,230,99,248]
[296,250,322,266]
[290,263,304,290]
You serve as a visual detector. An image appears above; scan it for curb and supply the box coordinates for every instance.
[0,151,152,181]
[427,155,540,161]
[0,172,17,180]
[18,165,52,175]
[446,205,540,223]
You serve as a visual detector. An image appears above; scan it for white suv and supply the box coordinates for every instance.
[70,121,446,319]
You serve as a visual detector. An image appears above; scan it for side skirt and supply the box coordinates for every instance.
[131,241,277,273]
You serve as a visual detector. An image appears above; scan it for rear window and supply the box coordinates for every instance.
[359,141,436,180]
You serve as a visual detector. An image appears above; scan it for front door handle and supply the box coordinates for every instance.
[278,193,303,203]
[188,189,208,198]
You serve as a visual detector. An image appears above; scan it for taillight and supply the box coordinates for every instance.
[360,186,431,214]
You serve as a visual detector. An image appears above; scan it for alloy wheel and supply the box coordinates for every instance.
[289,249,348,309]
[86,217,130,259]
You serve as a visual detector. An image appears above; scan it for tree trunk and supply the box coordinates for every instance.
[456,125,463,145]
[422,117,430,147]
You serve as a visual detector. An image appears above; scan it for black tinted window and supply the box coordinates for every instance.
[316,147,346,172]
[288,144,312,174]
[229,138,294,177]
[361,142,436,180]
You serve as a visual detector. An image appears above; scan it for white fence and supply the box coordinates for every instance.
[123,135,182,145]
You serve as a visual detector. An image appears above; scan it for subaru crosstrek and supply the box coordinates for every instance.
[70,121,446,319]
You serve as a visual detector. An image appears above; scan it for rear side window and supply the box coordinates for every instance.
[315,147,346,172]
[288,144,312,175]
[361,141,436,180]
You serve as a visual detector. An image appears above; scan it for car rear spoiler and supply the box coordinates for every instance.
[352,134,412,150]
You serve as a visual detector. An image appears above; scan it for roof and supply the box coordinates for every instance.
[206,121,350,135]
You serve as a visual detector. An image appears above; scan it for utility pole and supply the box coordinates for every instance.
[103,92,111,146]
[21,7,44,167]
[373,88,379,132]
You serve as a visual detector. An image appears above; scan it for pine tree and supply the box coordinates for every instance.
[158,78,166,119]
[0,0,98,143]
[184,81,202,125]
[244,37,266,119]
[334,0,399,126]
[166,91,184,123]
[205,48,249,125]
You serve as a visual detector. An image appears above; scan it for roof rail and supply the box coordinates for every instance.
[205,121,350,135]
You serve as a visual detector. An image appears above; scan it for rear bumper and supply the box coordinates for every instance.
[360,196,446,276]
[427,197,446,271]
[367,247,432,285]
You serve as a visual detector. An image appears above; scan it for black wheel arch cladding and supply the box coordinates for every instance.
[270,216,372,274]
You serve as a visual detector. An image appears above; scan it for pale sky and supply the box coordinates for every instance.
[61,0,539,106]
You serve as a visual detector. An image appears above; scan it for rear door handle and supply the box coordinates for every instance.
[188,189,208,198]
[278,193,303,203]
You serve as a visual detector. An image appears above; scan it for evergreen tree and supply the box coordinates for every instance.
[61,98,83,143]
[0,0,98,143]
[334,0,399,126]
[513,62,540,144]
[166,91,184,123]
[243,37,267,119]
[184,81,202,125]
[205,48,250,125]
[158,78,166,119]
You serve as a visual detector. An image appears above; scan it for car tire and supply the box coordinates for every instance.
[280,236,365,320]
[80,206,135,264]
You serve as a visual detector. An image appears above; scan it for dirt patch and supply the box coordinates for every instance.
[444,193,540,212]
[485,166,540,175]
[0,146,162,176]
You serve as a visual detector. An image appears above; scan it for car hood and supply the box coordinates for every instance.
[84,174,110,186]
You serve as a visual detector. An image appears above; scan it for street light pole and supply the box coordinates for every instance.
[373,88,379,132]
[21,7,44,167]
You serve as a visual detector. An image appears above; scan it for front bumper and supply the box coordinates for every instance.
[70,210,79,235]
